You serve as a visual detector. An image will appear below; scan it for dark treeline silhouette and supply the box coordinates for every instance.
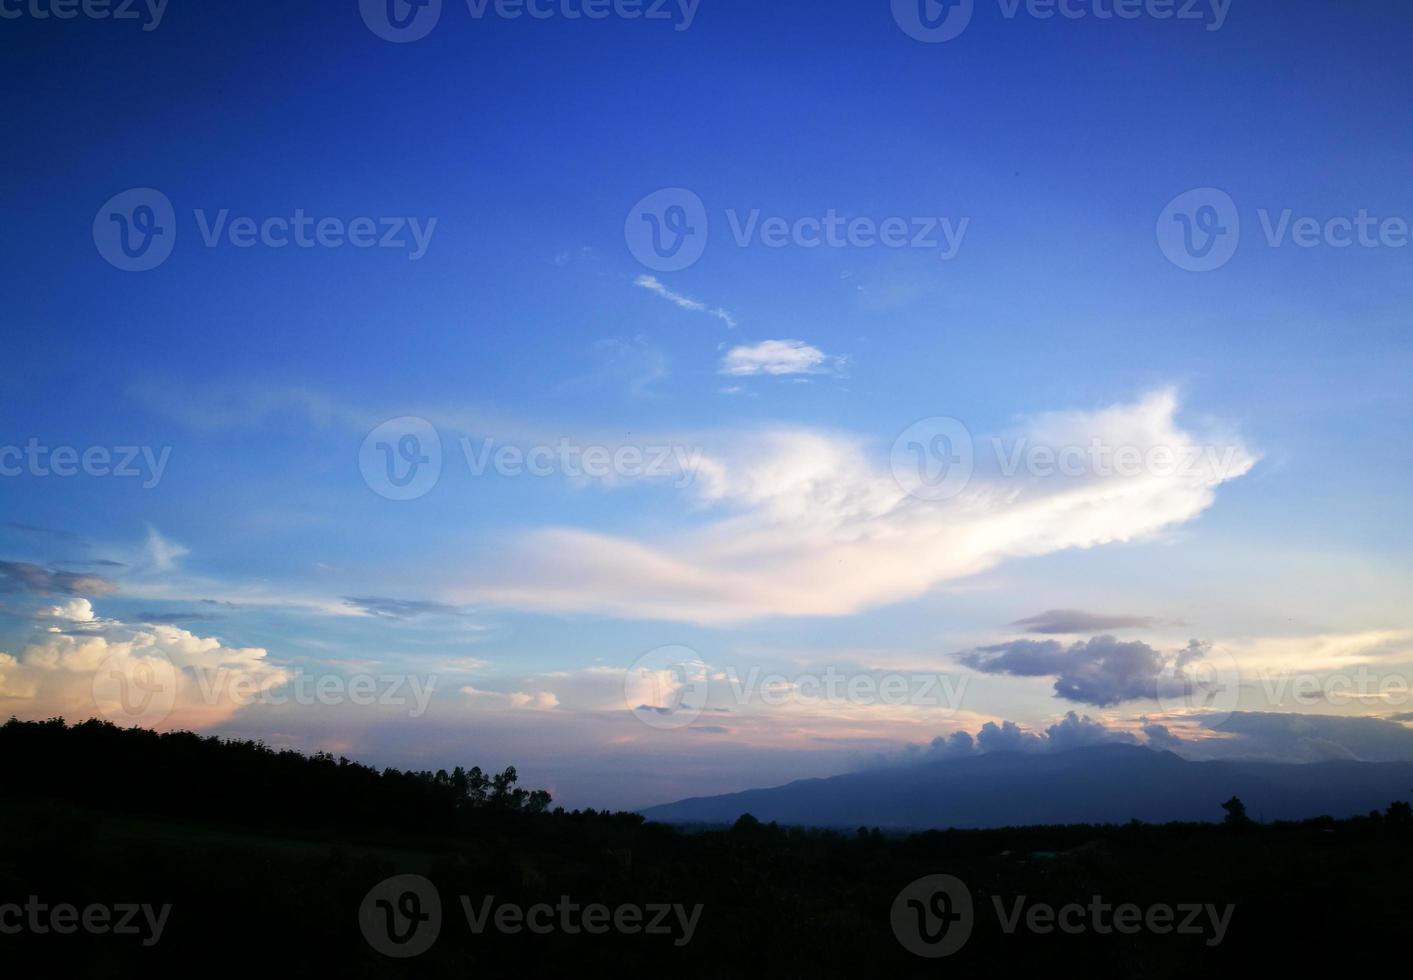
[3,718,1412,978]
[1,717,578,838]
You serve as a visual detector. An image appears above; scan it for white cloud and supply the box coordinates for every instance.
[634,275,737,327]
[0,603,289,730]
[460,685,561,711]
[459,390,1256,624]
[720,339,842,377]
[36,598,99,623]
[144,526,189,572]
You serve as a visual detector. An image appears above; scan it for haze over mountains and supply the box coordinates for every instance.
[641,744,1413,829]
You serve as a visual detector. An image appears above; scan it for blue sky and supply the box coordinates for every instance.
[2,0,1412,808]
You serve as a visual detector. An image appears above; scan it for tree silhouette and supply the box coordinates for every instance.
[1222,795,1251,826]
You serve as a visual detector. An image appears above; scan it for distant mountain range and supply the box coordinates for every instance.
[641,744,1413,829]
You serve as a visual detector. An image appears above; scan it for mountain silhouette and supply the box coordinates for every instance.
[641,744,1413,828]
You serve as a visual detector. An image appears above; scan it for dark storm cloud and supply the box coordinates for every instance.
[958,635,1178,707]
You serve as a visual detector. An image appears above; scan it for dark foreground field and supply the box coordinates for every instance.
[2,718,1410,978]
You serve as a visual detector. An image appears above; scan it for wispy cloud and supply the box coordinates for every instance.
[1011,609,1160,634]
[144,527,189,572]
[343,596,466,619]
[634,275,737,328]
[594,336,670,398]
[459,390,1256,624]
[720,339,843,377]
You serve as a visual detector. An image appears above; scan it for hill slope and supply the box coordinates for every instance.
[641,744,1413,828]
